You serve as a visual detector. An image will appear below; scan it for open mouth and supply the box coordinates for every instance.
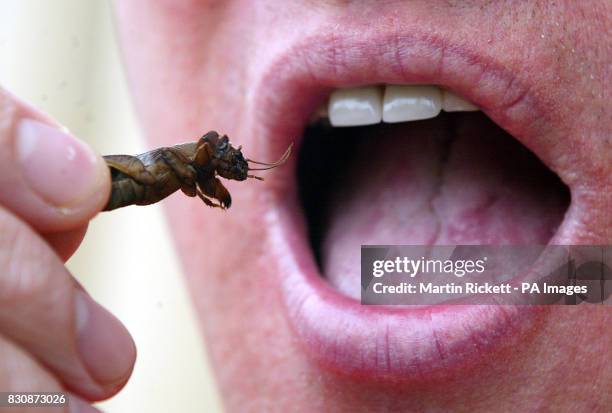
[297,86,570,299]
[251,32,599,380]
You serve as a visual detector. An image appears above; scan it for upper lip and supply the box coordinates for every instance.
[243,28,602,380]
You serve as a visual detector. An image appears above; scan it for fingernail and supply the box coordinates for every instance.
[75,290,136,386]
[16,119,108,208]
[69,394,103,413]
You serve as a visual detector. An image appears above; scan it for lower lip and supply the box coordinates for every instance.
[253,31,584,381]
[263,192,590,381]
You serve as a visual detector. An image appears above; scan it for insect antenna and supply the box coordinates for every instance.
[248,165,283,171]
[246,143,293,180]
[247,143,293,169]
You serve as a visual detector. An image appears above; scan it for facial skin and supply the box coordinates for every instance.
[113,1,611,412]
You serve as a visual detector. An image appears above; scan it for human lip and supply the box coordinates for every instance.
[246,29,605,380]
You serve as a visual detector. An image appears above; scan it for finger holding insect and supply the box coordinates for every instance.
[0,87,110,263]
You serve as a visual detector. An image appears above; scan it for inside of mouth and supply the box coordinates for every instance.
[296,112,571,299]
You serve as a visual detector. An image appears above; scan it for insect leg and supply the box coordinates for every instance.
[196,189,225,209]
[199,177,232,209]
[180,182,197,197]
[160,148,210,202]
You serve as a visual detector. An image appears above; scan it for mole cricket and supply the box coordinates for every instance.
[103,131,292,211]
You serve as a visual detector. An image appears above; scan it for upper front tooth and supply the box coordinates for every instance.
[328,86,383,127]
[382,85,442,123]
[442,90,479,112]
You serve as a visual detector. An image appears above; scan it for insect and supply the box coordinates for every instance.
[103,131,291,211]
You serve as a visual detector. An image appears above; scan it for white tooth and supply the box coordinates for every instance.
[382,85,442,123]
[442,90,479,112]
[328,86,383,127]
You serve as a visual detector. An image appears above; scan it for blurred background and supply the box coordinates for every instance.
[0,1,222,411]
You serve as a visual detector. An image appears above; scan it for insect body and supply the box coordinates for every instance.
[103,131,291,211]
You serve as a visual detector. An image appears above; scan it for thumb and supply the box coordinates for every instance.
[0,87,110,232]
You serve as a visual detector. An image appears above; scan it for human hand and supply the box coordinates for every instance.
[0,88,136,412]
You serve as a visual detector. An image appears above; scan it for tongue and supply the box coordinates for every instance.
[321,113,569,298]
